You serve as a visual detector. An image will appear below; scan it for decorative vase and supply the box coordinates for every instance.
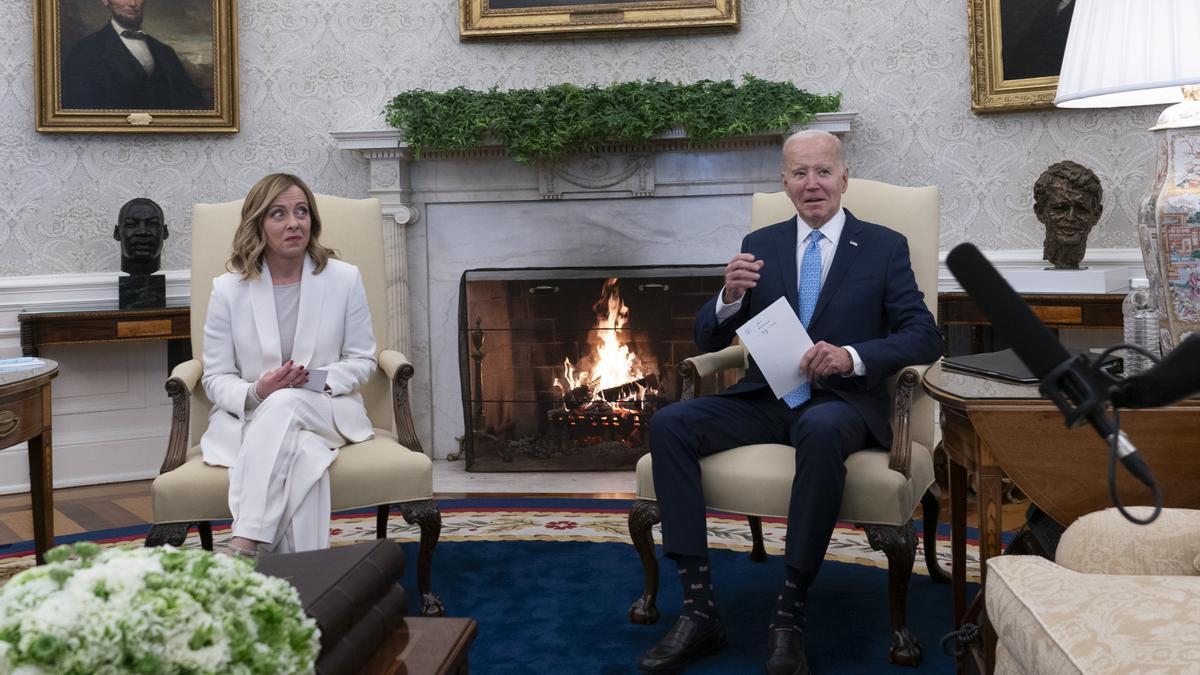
[1142,88,1200,350]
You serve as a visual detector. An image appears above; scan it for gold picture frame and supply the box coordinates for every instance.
[35,0,238,133]
[459,0,739,41]
[968,0,1074,113]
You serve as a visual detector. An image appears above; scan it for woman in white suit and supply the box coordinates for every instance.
[201,173,376,557]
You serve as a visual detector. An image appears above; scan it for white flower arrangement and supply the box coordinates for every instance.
[0,542,320,674]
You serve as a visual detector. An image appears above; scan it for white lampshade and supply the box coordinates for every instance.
[1055,0,1200,108]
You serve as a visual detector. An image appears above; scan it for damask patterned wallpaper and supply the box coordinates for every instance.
[0,0,1157,278]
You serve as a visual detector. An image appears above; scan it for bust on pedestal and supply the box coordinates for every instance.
[114,198,168,309]
[1034,160,1103,270]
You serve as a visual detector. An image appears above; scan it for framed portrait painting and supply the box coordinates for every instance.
[459,0,739,40]
[968,0,1075,113]
[35,0,238,133]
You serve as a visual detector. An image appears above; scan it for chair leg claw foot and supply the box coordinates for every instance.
[889,628,922,666]
[421,592,445,617]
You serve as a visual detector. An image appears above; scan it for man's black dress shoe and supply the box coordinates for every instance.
[636,615,726,672]
[765,629,810,675]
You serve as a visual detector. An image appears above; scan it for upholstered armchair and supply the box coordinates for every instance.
[988,507,1200,674]
[628,179,946,666]
[145,194,444,616]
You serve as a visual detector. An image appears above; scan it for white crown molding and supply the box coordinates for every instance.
[937,248,1145,292]
[0,270,191,347]
[0,269,190,306]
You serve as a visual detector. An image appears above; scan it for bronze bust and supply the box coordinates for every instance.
[114,198,169,275]
[113,198,168,308]
[1033,161,1103,270]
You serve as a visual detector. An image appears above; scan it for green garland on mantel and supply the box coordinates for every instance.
[383,75,841,163]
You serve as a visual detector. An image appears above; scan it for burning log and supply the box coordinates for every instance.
[560,373,659,410]
[562,383,595,410]
[597,372,659,402]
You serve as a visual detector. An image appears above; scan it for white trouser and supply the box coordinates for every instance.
[228,388,346,553]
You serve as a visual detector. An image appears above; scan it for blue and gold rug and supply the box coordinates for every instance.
[1,498,981,673]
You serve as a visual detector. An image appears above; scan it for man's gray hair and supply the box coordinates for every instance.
[782,129,847,168]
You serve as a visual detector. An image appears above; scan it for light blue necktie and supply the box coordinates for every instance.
[783,231,823,408]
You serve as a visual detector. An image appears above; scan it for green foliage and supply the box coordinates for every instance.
[384,75,841,163]
[0,543,320,674]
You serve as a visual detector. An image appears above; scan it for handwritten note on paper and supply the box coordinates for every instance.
[735,296,815,399]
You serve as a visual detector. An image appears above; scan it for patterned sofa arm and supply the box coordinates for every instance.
[987,554,1200,675]
[1054,507,1200,576]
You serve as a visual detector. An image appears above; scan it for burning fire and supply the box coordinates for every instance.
[554,278,656,408]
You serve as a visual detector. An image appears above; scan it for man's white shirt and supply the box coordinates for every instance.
[715,207,866,376]
[114,19,156,76]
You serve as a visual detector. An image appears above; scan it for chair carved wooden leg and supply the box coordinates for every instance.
[920,488,949,583]
[198,521,214,551]
[628,499,661,624]
[376,505,389,538]
[864,521,922,667]
[399,499,445,617]
[144,523,190,547]
[747,515,768,562]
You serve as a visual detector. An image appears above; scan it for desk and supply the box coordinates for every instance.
[363,617,477,674]
[0,360,59,565]
[938,292,1123,354]
[19,300,191,371]
[922,363,1200,674]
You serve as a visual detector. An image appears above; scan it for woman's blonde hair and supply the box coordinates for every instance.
[226,173,337,279]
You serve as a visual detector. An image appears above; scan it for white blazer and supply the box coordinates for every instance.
[200,256,377,467]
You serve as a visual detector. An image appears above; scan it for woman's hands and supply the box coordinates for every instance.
[254,360,309,399]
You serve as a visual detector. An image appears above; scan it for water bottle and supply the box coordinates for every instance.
[1122,278,1161,375]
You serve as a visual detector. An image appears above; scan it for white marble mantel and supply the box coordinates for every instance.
[331,112,857,459]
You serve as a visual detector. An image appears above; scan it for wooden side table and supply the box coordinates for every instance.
[0,360,59,564]
[922,362,1200,674]
[18,300,191,371]
[364,617,478,675]
[938,291,1123,355]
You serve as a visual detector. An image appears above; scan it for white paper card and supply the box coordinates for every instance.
[299,368,328,392]
[735,296,814,399]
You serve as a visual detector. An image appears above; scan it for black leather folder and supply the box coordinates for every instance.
[942,348,1122,384]
[941,348,1041,384]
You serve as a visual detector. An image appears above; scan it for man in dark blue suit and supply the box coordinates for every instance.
[61,0,207,110]
[637,130,942,674]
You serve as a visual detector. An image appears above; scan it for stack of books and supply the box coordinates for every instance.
[257,539,408,675]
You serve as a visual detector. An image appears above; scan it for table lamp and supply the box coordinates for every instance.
[1054,0,1200,349]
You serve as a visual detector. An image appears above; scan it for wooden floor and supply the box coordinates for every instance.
[0,481,155,544]
[0,478,1029,549]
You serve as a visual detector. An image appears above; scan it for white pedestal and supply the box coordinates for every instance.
[1000,267,1131,294]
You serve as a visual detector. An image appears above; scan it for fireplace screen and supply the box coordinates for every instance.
[460,266,729,471]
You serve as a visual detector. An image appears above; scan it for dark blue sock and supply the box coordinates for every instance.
[769,565,811,633]
[676,555,719,625]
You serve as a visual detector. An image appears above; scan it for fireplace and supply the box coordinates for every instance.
[459,266,730,471]
[331,113,855,459]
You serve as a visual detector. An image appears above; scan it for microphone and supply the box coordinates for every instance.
[945,243,1156,489]
[1110,333,1200,409]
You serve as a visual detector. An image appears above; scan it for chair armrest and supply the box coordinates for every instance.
[169,359,204,392]
[1055,507,1200,576]
[161,359,203,474]
[679,345,747,400]
[378,348,411,381]
[378,349,423,452]
[886,366,926,478]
